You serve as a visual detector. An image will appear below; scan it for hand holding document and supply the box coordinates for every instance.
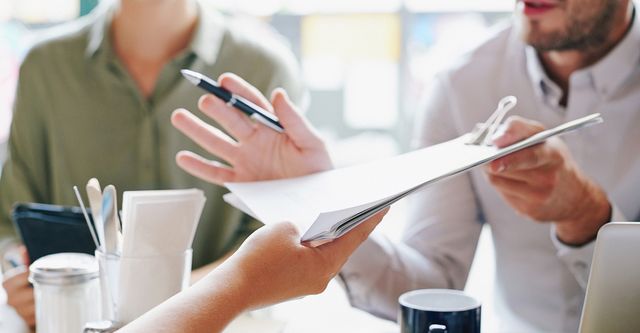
[224,113,603,245]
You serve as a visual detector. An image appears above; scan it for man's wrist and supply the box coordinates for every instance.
[556,183,611,246]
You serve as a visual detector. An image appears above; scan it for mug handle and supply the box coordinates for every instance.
[428,324,447,333]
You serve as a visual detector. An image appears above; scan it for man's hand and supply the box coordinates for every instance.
[171,73,333,185]
[485,116,611,246]
[2,245,35,328]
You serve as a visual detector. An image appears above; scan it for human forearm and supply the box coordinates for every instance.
[190,249,234,284]
[122,214,388,332]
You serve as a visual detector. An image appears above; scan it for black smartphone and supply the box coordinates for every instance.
[12,203,97,263]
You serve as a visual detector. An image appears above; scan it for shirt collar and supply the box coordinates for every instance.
[525,7,640,101]
[85,0,225,66]
[525,46,564,106]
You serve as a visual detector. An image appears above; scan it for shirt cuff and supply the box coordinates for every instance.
[338,233,392,313]
[550,204,627,288]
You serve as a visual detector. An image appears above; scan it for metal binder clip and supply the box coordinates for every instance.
[465,96,518,146]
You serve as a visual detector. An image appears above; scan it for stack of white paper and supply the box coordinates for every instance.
[121,189,206,256]
[224,113,602,246]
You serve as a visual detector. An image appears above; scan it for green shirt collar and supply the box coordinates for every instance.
[85,1,225,66]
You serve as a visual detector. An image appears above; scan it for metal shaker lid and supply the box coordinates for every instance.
[83,320,121,333]
[29,253,98,286]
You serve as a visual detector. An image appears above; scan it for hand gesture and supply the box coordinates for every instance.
[172,73,333,185]
[225,209,389,309]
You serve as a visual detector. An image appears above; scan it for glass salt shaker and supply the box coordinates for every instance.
[29,253,101,333]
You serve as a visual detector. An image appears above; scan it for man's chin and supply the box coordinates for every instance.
[516,18,562,50]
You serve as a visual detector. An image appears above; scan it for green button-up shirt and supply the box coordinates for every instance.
[0,3,305,268]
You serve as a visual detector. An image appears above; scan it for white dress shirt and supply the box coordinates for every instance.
[340,17,640,333]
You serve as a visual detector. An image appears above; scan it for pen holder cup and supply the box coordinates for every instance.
[95,249,192,325]
[117,249,192,324]
[95,251,120,322]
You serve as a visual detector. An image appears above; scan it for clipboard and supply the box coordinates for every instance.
[223,97,603,246]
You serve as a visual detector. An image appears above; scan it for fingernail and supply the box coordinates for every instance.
[496,162,506,173]
[198,94,210,108]
[278,88,290,102]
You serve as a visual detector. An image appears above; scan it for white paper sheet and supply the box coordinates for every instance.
[225,113,602,243]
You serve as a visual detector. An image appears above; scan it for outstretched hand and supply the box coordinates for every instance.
[119,210,388,333]
[172,73,333,185]
[225,208,389,309]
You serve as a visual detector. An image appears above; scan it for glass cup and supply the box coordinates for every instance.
[116,249,192,324]
[95,251,120,322]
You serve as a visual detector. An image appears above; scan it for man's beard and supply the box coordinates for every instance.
[524,1,620,51]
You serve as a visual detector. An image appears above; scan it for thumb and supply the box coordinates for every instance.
[316,208,389,265]
[271,88,324,150]
[491,116,546,148]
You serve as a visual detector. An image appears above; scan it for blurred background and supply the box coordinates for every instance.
[0,0,512,165]
[0,1,515,331]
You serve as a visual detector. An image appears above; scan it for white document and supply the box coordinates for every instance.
[224,113,602,245]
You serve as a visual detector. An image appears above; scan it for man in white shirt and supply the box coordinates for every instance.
[168,0,640,331]
[338,1,639,331]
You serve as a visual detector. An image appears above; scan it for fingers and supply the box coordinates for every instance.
[172,109,239,164]
[219,73,274,112]
[271,89,325,150]
[486,174,534,201]
[197,73,274,140]
[487,173,553,204]
[488,144,547,173]
[198,94,256,141]
[318,208,389,261]
[176,151,236,186]
[491,116,546,148]
[488,138,564,176]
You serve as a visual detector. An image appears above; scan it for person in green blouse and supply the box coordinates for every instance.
[0,0,305,327]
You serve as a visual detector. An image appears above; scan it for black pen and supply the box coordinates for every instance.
[181,69,284,133]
